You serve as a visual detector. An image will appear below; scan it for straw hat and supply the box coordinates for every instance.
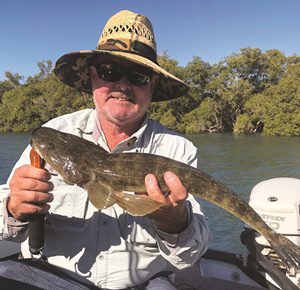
[54,10,189,102]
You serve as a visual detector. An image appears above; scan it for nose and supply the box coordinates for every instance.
[116,75,132,91]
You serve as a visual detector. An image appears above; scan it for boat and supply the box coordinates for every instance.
[173,177,300,290]
[1,177,300,289]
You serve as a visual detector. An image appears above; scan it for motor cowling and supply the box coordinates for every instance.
[249,177,300,247]
[243,177,300,288]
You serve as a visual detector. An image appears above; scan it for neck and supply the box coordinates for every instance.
[98,115,145,151]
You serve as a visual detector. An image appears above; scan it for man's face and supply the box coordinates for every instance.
[90,57,158,128]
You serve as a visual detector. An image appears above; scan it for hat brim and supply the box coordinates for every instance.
[54,50,189,102]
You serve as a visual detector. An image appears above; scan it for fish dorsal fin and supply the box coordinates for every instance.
[85,182,116,210]
[114,192,165,216]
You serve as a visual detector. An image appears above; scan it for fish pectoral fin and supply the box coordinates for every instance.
[114,192,165,216]
[85,182,117,210]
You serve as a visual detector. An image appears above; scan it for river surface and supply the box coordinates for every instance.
[0,132,299,254]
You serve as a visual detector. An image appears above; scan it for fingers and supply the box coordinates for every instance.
[163,171,188,205]
[145,171,189,234]
[145,171,188,206]
[13,165,51,181]
[9,199,51,215]
[10,177,53,192]
[8,191,53,221]
[8,165,54,221]
[9,165,53,192]
[10,190,54,204]
[145,174,167,204]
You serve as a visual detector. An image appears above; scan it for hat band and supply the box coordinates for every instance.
[97,38,158,64]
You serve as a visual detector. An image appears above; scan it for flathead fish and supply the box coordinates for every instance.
[30,127,300,270]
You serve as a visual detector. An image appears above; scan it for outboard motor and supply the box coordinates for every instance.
[249,177,300,247]
[243,177,300,288]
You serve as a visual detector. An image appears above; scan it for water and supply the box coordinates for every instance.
[0,133,30,184]
[1,132,299,254]
[188,133,300,253]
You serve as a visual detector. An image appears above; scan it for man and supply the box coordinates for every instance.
[0,10,210,289]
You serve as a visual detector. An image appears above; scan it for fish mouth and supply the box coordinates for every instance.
[30,141,43,158]
[30,134,44,159]
[30,138,38,152]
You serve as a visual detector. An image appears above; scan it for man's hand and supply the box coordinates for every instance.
[8,165,54,221]
[144,171,189,234]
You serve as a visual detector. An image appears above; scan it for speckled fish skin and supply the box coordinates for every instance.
[30,127,300,270]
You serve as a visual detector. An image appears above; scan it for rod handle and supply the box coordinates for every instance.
[29,149,45,255]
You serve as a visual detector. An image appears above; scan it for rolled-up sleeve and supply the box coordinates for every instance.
[0,192,29,242]
[0,187,10,240]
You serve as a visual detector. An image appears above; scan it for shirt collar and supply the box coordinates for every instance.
[130,115,149,141]
[77,109,97,135]
[92,113,104,143]
[91,113,150,152]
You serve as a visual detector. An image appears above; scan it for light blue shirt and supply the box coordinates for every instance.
[0,109,210,289]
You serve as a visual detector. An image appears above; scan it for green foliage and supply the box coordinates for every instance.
[157,52,184,79]
[0,80,14,102]
[1,49,300,136]
[4,72,24,88]
[244,62,300,136]
[234,114,255,134]
[159,109,177,130]
[32,74,94,122]
[0,86,41,132]
[154,53,197,118]
[26,60,54,85]
[180,98,222,133]
[0,64,94,132]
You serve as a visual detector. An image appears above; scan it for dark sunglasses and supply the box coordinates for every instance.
[95,63,154,86]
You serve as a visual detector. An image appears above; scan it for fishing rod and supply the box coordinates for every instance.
[29,149,46,258]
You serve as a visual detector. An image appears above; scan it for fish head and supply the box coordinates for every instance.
[30,127,90,186]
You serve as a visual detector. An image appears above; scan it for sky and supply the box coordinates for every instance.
[1,0,299,80]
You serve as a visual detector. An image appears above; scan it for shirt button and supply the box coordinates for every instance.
[103,220,108,226]
[99,254,104,260]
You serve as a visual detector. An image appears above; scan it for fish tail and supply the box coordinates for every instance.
[187,169,300,270]
[268,230,300,270]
